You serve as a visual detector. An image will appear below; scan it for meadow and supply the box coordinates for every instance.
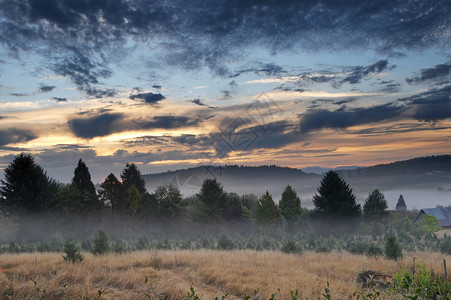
[1,250,450,299]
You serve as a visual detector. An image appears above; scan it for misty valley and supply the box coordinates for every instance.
[1,154,451,299]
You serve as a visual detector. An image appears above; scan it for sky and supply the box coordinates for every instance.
[0,0,450,184]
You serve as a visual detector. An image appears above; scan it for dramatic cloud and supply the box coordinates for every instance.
[53,97,67,102]
[404,85,451,122]
[406,63,451,84]
[338,60,390,86]
[130,92,165,105]
[68,113,124,139]
[300,104,404,133]
[0,129,37,146]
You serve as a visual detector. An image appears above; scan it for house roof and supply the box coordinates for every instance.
[419,207,451,228]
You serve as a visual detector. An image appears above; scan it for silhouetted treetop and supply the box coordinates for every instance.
[313,170,361,218]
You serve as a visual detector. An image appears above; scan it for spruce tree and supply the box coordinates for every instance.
[363,189,388,219]
[256,191,280,224]
[312,171,361,218]
[396,194,407,211]
[0,153,58,213]
[70,159,100,211]
[154,184,182,218]
[121,163,147,196]
[279,185,303,223]
[197,178,227,216]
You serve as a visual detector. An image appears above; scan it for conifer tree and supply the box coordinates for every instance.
[363,189,388,219]
[312,171,361,218]
[0,153,58,213]
[73,159,96,195]
[396,194,407,211]
[121,163,147,196]
[197,178,227,216]
[279,185,303,223]
[256,191,280,224]
[69,159,101,211]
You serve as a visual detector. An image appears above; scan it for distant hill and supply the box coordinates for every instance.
[142,155,451,208]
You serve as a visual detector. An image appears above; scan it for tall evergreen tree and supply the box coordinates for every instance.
[312,171,361,218]
[99,173,126,211]
[255,191,280,224]
[396,194,407,211]
[363,189,388,219]
[121,163,147,196]
[197,178,227,216]
[0,153,58,213]
[73,159,96,195]
[279,185,303,223]
[69,159,100,211]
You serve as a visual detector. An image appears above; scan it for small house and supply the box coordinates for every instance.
[415,207,451,229]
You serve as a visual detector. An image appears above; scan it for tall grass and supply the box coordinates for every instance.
[1,250,450,299]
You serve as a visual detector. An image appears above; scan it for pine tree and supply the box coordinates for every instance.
[121,163,147,196]
[256,191,280,224]
[279,185,303,223]
[396,194,407,211]
[312,171,361,218]
[363,189,388,219]
[0,153,58,213]
[91,230,110,255]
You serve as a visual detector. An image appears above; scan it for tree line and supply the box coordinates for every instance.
[0,153,408,227]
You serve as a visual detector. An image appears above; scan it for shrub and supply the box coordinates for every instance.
[439,237,451,254]
[91,230,110,255]
[63,239,83,263]
[281,238,302,254]
[217,234,235,250]
[112,240,127,254]
[366,243,383,258]
[137,236,149,250]
[315,244,331,253]
[384,235,402,260]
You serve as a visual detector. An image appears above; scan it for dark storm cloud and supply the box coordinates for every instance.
[0,129,37,146]
[401,85,451,122]
[130,92,165,105]
[406,63,451,84]
[68,113,124,139]
[53,97,67,102]
[1,0,448,84]
[300,84,451,133]
[134,116,201,129]
[39,85,56,92]
[300,104,404,133]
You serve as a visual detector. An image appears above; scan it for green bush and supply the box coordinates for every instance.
[91,230,110,255]
[137,236,149,250]
[217,234,235,250]
[366,243,383,258]
[63,239,83,263]
[281,238,302,254]
[439,236,451,254]
[384,235,402,260]
[112,240,127,254]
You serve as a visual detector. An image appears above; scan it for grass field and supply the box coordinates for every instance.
[1,250,450,299]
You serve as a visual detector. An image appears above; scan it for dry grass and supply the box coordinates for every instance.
[1,250,450,299]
